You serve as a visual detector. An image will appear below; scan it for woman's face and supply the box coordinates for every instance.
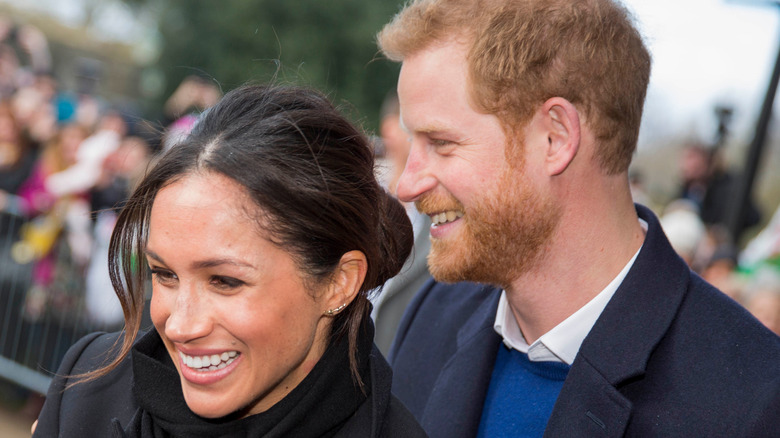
[147,172,332,418]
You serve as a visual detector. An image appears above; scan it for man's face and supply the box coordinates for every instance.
[396,40,560,286]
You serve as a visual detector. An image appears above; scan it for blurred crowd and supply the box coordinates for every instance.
[0,17,226,426]
[648,142,780,336]
[0,18,145,333]
[0,16,220,343]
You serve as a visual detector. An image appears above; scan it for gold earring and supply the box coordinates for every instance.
[324,302,348,316]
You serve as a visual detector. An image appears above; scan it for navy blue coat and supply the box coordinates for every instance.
[390,205,780,437]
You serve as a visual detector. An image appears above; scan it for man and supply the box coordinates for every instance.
[377,0,780,436]
[372,91,432,354]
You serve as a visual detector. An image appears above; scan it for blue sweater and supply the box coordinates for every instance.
[477,345,570,437]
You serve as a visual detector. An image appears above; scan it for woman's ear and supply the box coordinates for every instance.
[322,250,367,316]
[541,97,581,176]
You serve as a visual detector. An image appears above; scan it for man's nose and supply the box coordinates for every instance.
[396,140,437,203]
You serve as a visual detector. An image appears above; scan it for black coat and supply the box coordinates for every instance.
[390,205,780,437]
[34,328,426,437]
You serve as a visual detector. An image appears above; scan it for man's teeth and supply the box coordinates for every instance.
[431,210,464,226]
[180,351,238,372]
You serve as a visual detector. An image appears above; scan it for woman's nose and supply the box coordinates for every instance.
[163,284,212,343]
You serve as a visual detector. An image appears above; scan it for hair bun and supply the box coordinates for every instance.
[374,190,414,287]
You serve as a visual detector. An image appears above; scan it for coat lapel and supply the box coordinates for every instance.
[546,205,691,436]
[544,358,632,437]
[421,288,502,438]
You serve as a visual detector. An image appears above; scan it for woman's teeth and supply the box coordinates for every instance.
[180,351,238,372]
[431,210,464,226]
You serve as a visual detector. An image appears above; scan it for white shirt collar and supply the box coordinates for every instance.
[494,219,647,364]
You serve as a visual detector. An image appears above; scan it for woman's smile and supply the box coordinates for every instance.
[177,349,243,386]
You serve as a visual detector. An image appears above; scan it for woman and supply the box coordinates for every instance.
[33,85,426,437]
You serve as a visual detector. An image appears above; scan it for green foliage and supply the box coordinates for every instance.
[149,0,402,132]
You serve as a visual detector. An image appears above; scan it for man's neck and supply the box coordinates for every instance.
[505,199,645,344]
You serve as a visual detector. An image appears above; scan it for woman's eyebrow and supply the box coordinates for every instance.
[144,249,164,263]
[190,258,256,270]
[145,249,255,270]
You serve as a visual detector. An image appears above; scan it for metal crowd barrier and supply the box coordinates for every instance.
[0,211,120,395]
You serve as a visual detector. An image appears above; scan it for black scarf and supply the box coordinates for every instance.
[114,322,372,438]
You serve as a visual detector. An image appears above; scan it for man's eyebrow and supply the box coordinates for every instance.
[418,127,452,136]
[404,123,457,137]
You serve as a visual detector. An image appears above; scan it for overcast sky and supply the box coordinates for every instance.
[622,0,780,148]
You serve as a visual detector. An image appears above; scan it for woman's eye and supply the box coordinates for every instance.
[210,276,245,290]
[150,268,178,285]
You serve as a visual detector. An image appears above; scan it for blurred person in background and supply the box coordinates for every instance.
[627,170,657,213]
[45,110,126,198]
[0,25,55,396]
[377,90,407,196]
[0,41,20,98]
[85,135,152,329]
[0,99,36,196]
[671,143,760,303]
[161,75,221,151]
[701,246,743,302]
[164,75,221,121]
[678,142,760,234]
[740,202,780,273]
[371,90,432,354]
[12,73,59,148]
[743,268,780,336]
[660,199,746,303]
[745,287,780,336]
[0,19,52,98]
[738,205,780,333]
[0,97,37,367]
[659,199,705,267]
[3,123,90,320]
[92,136,152,213]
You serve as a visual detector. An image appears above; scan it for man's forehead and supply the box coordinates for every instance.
[397,47,472,132]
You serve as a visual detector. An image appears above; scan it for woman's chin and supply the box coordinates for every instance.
[184,398,234,419]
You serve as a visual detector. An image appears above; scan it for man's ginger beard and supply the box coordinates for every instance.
[416,149,561,288]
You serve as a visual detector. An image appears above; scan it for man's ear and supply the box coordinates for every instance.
[541,97,581,176]
[322,250,367,316]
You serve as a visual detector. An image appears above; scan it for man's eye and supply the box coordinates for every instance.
[431,139,453,147]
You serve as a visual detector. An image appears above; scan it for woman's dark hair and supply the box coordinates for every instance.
[93,84,413,386]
